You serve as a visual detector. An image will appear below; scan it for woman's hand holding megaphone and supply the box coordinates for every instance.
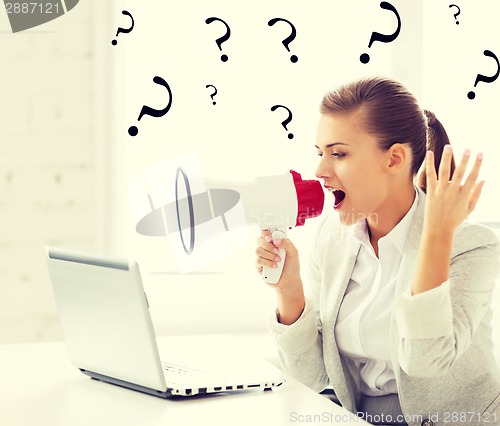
[255,229,305,325]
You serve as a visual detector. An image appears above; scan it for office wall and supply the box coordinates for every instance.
[0,2,119,343]
[0,1,100,342]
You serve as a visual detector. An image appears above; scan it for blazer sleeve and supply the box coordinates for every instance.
[267,216,331,392]
[393,222,500,378]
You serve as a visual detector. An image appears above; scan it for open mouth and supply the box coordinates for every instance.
[332,189,346,209]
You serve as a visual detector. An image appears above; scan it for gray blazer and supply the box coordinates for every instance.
[271,188,500,426]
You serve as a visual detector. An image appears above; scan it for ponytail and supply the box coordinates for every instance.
[417,110,456,193]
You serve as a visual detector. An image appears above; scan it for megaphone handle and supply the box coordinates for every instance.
[263,229,287,284]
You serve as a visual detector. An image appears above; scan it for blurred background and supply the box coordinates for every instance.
[1,0,499,345]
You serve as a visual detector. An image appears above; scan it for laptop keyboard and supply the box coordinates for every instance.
[162,362,223,385]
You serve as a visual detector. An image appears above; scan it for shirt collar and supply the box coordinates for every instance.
[350,187,419,256]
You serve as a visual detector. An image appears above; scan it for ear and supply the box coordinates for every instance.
[386,143,408,173]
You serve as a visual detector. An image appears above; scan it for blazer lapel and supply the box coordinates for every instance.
[321,236,362,411]
[390,187,426,405]
[394,187,426,298]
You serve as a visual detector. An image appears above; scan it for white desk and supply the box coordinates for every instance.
[0,334,367,426]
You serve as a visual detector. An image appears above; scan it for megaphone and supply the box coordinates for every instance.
[130,158,324,281]
[202,170,324,283]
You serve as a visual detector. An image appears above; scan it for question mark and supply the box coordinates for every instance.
[205,17,231,62]
[449,4,460,25]
[111,10,134,46]
[271,105,294,140]
[128,76,173,137]
[205,85,218,105]
[467,50,500,100]
[360,1,401,64]
[267,18,298,63]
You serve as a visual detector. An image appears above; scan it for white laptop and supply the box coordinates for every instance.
[45,246,285,398]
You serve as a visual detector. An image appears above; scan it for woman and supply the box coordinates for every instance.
[256,77,500,426]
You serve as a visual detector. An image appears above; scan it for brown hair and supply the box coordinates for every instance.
[319,76,455,192]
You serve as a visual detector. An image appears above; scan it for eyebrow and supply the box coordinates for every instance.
[314,142,349,149]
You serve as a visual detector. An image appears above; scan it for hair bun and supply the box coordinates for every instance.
[424,109,436,127]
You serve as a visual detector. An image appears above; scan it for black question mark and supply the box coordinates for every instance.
[128,76,173,136]
[268,18,298,63]
[205,85,218,105]
[271,105,294,140]
[205,17,231,62]
[467,50,500,100]
[360,2,401,64]
[449,4,461,25]
[111,10,134,46]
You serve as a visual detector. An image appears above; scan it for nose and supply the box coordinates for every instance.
[315,155,332,181]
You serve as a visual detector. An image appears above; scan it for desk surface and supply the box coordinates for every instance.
[0,334,367,426]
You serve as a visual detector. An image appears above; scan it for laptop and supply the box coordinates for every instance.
[45,246,285,398]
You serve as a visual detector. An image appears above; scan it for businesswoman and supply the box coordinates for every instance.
[256,77,500,426]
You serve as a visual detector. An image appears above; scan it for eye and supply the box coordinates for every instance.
[331,152,345,158]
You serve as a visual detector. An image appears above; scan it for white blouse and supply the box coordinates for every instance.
[334,189,419,396]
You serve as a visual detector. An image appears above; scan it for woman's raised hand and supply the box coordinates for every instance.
[424,145,485,236]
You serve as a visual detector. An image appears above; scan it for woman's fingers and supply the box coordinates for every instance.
[468,181,485,213]
[256,231,282,271]
[432,146,483,193]
[438,145,453,183]
[256,245,281,265]
[425,150,437,192]
[259,229,272,243]
[424,146,485,233]
[257,231,276,253]
[462,152,483,193]
[450,149,471,187]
